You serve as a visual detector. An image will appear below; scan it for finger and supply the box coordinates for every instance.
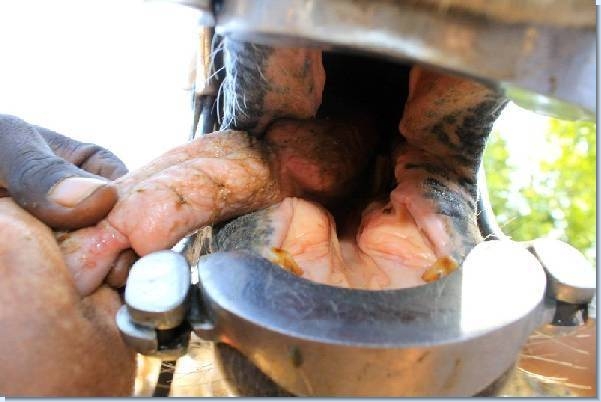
[105,249,138,289]
[36,126,128,180]
[60,221,130,296]
[0,115,118,229]
[58,131,270,289]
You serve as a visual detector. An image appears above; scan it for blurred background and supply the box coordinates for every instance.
[0,0,596,265]
[485,107,596,266]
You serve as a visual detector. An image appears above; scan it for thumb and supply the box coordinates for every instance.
[0,115,117,230]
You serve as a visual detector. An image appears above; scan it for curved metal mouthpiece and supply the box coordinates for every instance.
[117,236,595,395]
[192,240,548,396]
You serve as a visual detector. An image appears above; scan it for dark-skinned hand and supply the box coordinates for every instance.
[0,115,138,396]
[0,114,137,288]
[0,114,127,229]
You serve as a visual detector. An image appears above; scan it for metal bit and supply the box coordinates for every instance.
[116,305,159,355]
[125,250,191,330]
[117,250,192,360]
[527,238,596,305]
[526,238,596,327]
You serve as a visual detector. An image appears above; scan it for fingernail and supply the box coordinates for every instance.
[48,177,108,207]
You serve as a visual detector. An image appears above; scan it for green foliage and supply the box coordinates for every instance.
[483,118,596,264]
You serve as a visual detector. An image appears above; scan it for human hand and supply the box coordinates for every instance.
[0,115,137,288]
[0,114,127,229]
[0,198,135,396]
